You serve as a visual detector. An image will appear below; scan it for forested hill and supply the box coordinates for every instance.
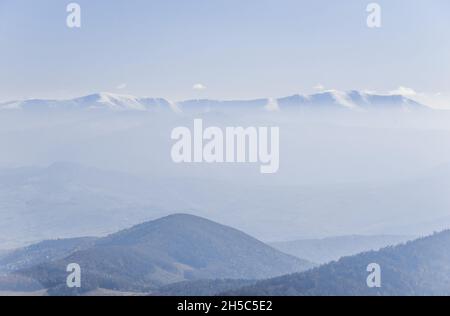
[230,230,450,296]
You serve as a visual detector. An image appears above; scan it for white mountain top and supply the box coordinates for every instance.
[73,92,147,110]
[277,90,425,111]
[0,90,430,113]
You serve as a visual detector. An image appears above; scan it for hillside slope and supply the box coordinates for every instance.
[0,237,97,273]
[230,230,450,296]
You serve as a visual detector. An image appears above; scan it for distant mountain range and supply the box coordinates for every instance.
[0,93,171,112]
[270,235,416,264]
[0,91,430,113]
[229,230,450,296]
[1,214,313,295]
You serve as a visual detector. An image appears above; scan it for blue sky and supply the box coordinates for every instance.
[0,0,449,106]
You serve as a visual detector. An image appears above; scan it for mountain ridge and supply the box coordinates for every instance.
[0,90,431,113]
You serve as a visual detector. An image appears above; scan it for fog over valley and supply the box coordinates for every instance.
[0,92,449,249]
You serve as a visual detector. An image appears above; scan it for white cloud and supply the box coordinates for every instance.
[193,83,207,91]
[116,83,127,90]
[389,86,419,96]
[313,84,325,91]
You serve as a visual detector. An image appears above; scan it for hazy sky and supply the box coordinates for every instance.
[0,0,449,106]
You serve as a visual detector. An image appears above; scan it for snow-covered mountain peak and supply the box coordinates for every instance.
[0,90,431,113]
[73,92,147,110]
